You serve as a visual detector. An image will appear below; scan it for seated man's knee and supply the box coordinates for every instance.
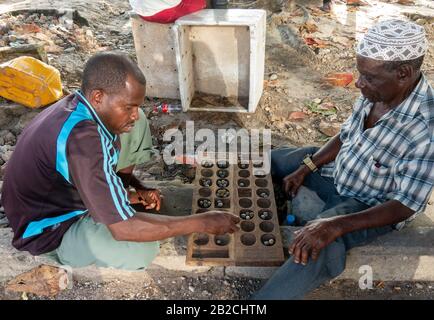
[116,241,160,270]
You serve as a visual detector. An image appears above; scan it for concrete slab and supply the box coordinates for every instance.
[1,187,433,286]
[410,192,434,227]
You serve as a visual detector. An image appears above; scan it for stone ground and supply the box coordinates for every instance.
[1,0,434,300]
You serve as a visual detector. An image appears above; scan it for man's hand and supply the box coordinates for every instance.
[283,166,310,198]
[198,211,240,235]
[129,189,162,211]
[288,218,343,265]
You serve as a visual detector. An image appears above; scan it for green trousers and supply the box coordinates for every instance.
[47,108,158,270]
[54,215,159,270]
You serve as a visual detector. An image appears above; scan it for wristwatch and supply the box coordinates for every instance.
[301,154,318,172]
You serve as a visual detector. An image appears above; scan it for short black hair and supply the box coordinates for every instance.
[81,52,146,96]
[382,55,424,72]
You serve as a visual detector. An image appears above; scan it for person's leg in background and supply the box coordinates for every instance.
[116,108,153,177]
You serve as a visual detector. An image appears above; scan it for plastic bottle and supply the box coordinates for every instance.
[152,103,183,114]
[285,214,296,226]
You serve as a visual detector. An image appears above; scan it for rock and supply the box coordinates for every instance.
[64,47,76,53]
[269,73,278,80]
[6,265,70,297]
[0,216,9,228]
[14,111,40,133]
[416,283,424,289]
[8,34,17,42]
[0,146,13,163]
[4,132,16,145]
[318,121,341,137]
[188,285,195,293]
[313,98,322,105]
[54,39,64,46]
[0,164,6,179]
[148,165,163,176]
[85,29,94,38]
[0,43,48,64]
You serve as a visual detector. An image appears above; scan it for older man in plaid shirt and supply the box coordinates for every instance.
[253,19,434,299]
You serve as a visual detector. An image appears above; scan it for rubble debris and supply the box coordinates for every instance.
[0,43,48,64]
[318,120,341,137]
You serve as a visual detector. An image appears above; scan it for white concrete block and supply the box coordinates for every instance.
[131,14,180,99]
[174,9,266,113]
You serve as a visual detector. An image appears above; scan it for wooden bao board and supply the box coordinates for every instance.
[186,156,285,266]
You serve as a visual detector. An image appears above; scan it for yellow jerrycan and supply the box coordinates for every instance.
[0,56,63,108]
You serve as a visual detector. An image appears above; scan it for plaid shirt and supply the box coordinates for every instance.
[321,74,434,226]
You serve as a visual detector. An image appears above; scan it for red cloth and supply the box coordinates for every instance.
[140,0,206,24]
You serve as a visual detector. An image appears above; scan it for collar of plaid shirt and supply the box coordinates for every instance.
[360,74,429,126]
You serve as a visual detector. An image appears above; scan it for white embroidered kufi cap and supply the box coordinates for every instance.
[357,19,428,61]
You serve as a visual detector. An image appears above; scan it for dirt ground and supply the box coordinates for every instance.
[1,0,434,300]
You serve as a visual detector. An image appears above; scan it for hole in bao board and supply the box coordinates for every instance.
[257,199,271,208]
[193,233,209,246]
[256,189,270,198]
[238,188,252,198]
[259,221,274,233]
[239,198,252,208]
[214,234,230,246]
[241,221,255,232]
[238,179,250,187]
[255,179,268,187]
[241,234,256,246]
[258,209,273,220]
[201,169,213,177]
[238,170,250,178]
[261,234,276,246]
[199,188,212,197]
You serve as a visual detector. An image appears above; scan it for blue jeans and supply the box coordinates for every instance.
[251,147,394,300]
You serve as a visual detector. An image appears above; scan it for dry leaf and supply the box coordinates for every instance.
[397,0,415,5]
[289,111,307,121]
[324,73,354,87]
[299,22,319,34]
[6,265,69,297]
[304,37,328,48]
